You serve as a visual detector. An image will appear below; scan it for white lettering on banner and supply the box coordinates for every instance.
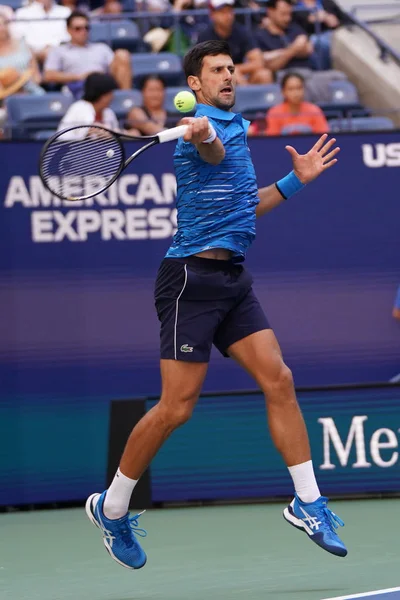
[362,143,400,168]
[319,416,399,470]
[319,416,371,469]
[31,208,177,242]
[370,429,399,467]
[5,173,178,243]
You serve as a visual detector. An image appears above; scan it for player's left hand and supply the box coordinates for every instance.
[285,134,340,184]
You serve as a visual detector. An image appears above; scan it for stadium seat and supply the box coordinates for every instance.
[89,20,143,52]
[328,116,395,132]
[32,130,58,140]
[6,93,73,140]
[131,53,184,87]
[233,84,282,120]
[110,89,142,122]
[319,80,365,116]
[1,0,24,8]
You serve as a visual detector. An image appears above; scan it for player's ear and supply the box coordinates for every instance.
[188,75,200,93]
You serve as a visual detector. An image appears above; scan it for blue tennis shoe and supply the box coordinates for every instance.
[85,491,147,569]
[283,494,347,557]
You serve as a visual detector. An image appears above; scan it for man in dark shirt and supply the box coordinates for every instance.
[197,0,272,84]
[293,0,346,35]
[257,0,315,73]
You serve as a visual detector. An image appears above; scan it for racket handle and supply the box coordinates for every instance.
[157,125,188,144]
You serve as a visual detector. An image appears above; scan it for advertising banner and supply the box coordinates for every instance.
[1,133,399,401]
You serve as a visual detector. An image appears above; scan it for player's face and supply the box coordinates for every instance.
[194,54,236,110]
[283,76,305,105]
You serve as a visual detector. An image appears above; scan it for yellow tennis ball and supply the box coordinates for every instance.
[174,91,196,113]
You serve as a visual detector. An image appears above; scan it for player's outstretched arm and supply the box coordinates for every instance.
[181,116,225,165]
[256,134,340,218]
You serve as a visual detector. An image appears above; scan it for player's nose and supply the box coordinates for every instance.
[224,68,233,80]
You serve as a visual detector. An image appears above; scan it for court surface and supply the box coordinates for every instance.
[0,499,398,600]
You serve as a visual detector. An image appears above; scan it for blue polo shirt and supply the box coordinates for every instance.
[166,103,260,262]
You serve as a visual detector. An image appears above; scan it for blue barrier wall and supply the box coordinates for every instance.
[1,132,399,505]
[1,384,400,505]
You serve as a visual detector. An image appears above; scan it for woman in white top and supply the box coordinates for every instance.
[58,72,120,139]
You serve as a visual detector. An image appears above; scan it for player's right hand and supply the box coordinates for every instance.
[181,116,213,145]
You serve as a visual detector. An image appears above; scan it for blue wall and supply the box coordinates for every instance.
[1,132,399,505]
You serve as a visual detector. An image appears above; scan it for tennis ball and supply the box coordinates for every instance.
[174,91,196,113]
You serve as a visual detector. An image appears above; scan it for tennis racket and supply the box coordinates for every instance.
[39,123,188,202]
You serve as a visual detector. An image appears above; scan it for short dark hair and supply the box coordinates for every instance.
[267,0,292,8]
[281,71,305,89]
[83,72,118,102]
[183,40,233,79]
[67,10,89,28]
[139,74,166,91]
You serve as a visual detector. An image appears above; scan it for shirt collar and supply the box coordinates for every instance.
[196,103,237,121]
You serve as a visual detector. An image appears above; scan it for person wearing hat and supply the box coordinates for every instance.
[197,0,272,85]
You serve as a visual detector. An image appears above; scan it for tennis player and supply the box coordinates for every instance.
[86,40,347,569]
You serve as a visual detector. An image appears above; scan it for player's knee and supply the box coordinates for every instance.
[171,402,194,428]
[158,396,197,429]
[264,363,294,400]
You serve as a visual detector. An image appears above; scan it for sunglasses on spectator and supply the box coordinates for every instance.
[71,24,90,31]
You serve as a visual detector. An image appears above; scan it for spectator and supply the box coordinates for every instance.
[58,72,119,133]
[293,0,343,35]
[197,0,272,85]
[257,0,314,74]
[91,0,123,15]
[292,0,346,69]
[58,72,141,139]
[0,15,44,97]
[44,10,132,98]
[249,72,328,135]
[13,0,71,64]
[127,74,177,136]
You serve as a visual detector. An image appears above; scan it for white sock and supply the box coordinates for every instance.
[287,460,321,503]
[103,468,138,520]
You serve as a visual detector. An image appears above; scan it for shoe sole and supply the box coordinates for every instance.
[283,507,347,558]
[85,493,147,570]
[283,507,307,533]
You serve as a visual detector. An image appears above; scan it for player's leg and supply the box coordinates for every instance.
[108,359,207,512]
[86,359,206,570]
[229,329,312,470]
[214,286,347,557]
[86,257,220,569]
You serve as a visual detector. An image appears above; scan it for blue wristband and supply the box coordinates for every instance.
[275,170,305,200]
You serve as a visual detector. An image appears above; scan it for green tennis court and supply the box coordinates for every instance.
[1,498,398,600]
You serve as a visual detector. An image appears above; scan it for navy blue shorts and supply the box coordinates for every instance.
[154,256,270,362]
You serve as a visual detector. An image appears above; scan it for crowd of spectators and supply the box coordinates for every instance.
[0,0,351,137]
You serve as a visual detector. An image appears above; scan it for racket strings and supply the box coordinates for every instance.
[40,126,124,200]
